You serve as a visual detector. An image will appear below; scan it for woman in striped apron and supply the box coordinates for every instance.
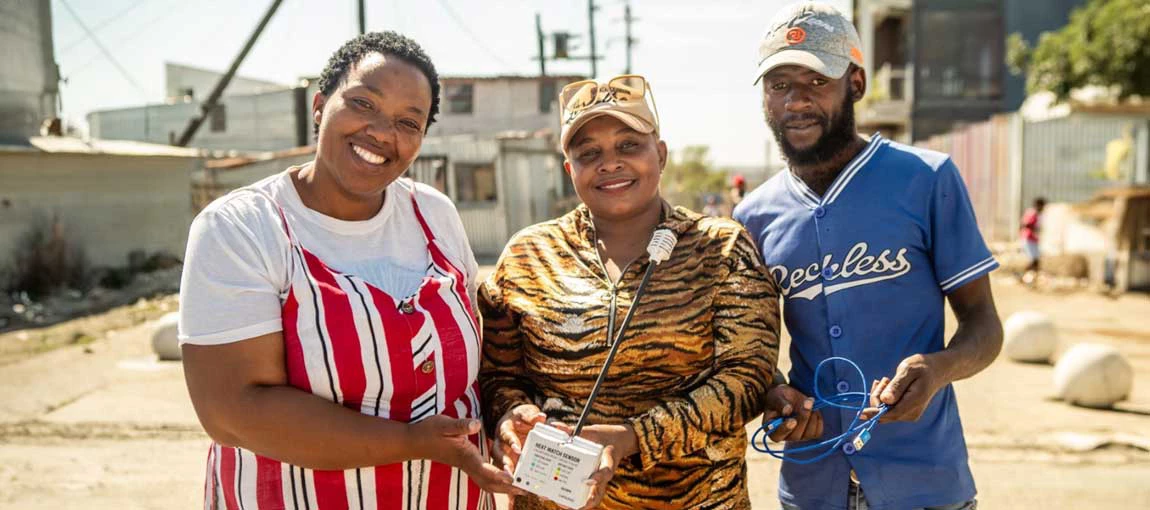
[178,32,515,509]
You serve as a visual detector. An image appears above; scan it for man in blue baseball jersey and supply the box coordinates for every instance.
[734,3,1004,510]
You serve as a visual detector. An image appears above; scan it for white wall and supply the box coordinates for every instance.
[415,136,566,256]
[0,151,199,269]
[430,78,581,137]
[164,62,287,101]
[88,88,303,152]
[209,154,314,192]
[1040,203,1109,256]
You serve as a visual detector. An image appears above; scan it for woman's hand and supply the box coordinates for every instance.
[552,423,638,509]
[492,404,548,474]
[410,415,521,495]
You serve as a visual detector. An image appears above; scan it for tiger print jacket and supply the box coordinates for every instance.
[479,203,781,510]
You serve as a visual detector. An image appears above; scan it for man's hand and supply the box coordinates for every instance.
[492,404,547,474]
[864,354,947,423]
[763,384,823,442]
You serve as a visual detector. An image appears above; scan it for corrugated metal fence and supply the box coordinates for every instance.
[920,113,1149,243]
[1021,115,1147,207]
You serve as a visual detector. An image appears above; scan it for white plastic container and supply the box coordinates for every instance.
[513,423,604,509]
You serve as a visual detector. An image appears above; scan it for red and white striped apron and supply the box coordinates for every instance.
[204,184,492,510]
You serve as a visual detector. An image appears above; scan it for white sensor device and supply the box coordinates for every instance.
[513,229,678,508]
[512,423,604,509]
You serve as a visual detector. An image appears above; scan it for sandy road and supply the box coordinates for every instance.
[1,274,1147,509]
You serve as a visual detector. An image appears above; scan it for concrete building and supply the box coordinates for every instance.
[87,70,586,259]
[0,1,208,282]
[87,71,585,152]
[88,64,315,152]
[0,137,202,270]
[88,82,316,152]
[431,75,585,137]
[854,0,1088,142]
[85,70,586,261]
[0,0,60,145]
[163,62,287,103]
[854,0,913,142]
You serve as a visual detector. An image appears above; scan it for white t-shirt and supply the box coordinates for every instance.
[178,169,479,345]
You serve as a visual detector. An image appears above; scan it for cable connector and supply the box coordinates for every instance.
[764,416,784,435]
[851,429,871,452]
[751,358,889,464]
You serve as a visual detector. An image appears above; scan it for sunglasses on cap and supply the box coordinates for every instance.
[558,74,660,126]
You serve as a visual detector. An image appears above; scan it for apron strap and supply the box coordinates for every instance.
[229,188,297,244]
[406,179,438,243]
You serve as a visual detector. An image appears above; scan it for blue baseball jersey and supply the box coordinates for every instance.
[734,135,998,510]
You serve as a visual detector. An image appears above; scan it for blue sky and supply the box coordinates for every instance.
[51,0,851,166]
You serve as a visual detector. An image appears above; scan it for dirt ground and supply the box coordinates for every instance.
[1,272,1148,509]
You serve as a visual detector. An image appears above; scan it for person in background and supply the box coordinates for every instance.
[1020,197,1046,285]
[734,3,1003,509]
[702,193,725,216]
[480,74,781,509]
[727,174,748,216]
[178,32,515,509]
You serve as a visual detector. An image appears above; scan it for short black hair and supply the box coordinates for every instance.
[315,31,440,134]
[1035,197,1047,208]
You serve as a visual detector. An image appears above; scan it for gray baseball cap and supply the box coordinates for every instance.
[753,2,863,84]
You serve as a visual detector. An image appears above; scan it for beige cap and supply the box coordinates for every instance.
[559,80,659,151]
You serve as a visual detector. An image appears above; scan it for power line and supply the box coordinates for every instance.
[57,0,148,99]
[58,0,150,54]
[175,0,284,147]
[435,0,514,70]
[61,0,188,81]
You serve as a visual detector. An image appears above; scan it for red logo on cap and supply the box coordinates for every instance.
[785,27,806,45]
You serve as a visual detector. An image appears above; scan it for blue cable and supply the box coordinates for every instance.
[751,357,889,464]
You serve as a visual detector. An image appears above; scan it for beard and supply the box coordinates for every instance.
[767,88,857,167]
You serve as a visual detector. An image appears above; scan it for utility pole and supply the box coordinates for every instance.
[175,0,283,147]
[537,10,600,77]
[588,0,598,78]
[358,0,366,35]
[535,13,546,77]
[624,2,636,74]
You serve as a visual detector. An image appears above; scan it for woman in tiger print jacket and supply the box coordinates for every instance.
[479,75,781,509]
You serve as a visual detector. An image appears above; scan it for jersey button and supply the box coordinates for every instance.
[836,380,851,393]
[400,301,415,314]
[420,359,435,374]
[829,325,843,338]
[822,267,835,279]
[814,206,826,218]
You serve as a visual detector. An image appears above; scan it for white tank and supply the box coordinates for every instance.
[0,0,59,144]
[1053,343,1133,408]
